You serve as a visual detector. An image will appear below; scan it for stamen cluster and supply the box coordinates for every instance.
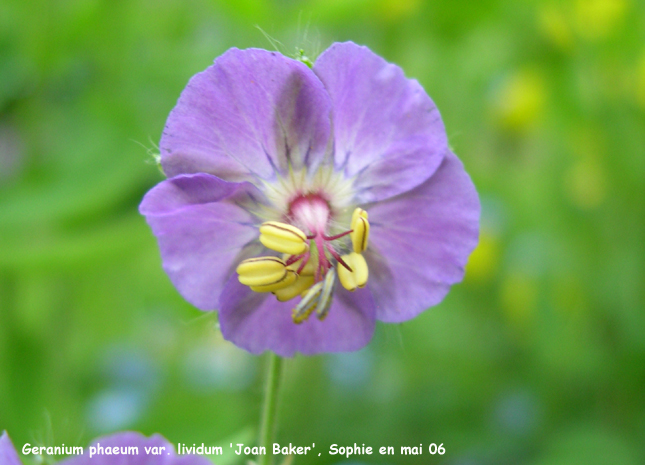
[236,206,370,324]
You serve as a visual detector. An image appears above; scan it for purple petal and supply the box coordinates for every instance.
[314,42,447,203]
[58,432,211,465]
[365,151,480,322]
[0,432,22,465]
[140,173,267,310]
[160,48,332,182]
[218,275,376,356]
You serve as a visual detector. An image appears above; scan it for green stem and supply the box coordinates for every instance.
[258,352,284,465]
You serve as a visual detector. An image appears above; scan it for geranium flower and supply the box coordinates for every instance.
[1,432,22,465]
[1,431,211,465]
[140,42,480,356]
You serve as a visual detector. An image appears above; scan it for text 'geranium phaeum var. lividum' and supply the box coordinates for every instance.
[140,42,480,356]
[1,430,212,465]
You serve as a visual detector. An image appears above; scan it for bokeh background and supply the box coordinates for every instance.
[1,0,644,464]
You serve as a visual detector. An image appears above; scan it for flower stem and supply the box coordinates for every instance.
[258,352,284,465]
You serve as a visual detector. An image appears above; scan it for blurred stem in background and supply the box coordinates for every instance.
[258,353,283,465]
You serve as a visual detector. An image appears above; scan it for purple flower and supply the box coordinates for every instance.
[1,432,22,465]
[140,42,480,356]
[1,430,211,465]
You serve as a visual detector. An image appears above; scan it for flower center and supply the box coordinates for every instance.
[236,197,370,324]
[288,193,331,235]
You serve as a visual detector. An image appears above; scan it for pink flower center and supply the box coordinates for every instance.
[286,193,353,280]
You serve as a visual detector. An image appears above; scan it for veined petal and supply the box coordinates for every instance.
[365,151,480,322]
[314,42,447,203]
[160,48,332,182]
[219,275,376,356]
[140,173,268,310]
[0,432,21,465]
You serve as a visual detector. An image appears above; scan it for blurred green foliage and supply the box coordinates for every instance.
[1,0,644,464]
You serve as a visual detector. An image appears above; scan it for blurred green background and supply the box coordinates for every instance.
[1,0,644,464]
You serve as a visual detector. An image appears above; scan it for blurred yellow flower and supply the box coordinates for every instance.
[564,159,607,209]
[538,3,575,51]
[465,230,500,284]
[491,69,547,133]
[376,0,421,21]
[539,0,629,48]
[574,0,628,40]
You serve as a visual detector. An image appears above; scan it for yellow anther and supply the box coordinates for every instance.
[350,208,369,253]
[236,257,287,287]
[292,302,317,324]
[337,252,369,291]
[273,275,315,302]
[259,221,308,255]
[292,280,324,324]
[351,207,366,227]
[316,268,336,321]
[250,270,297,293]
